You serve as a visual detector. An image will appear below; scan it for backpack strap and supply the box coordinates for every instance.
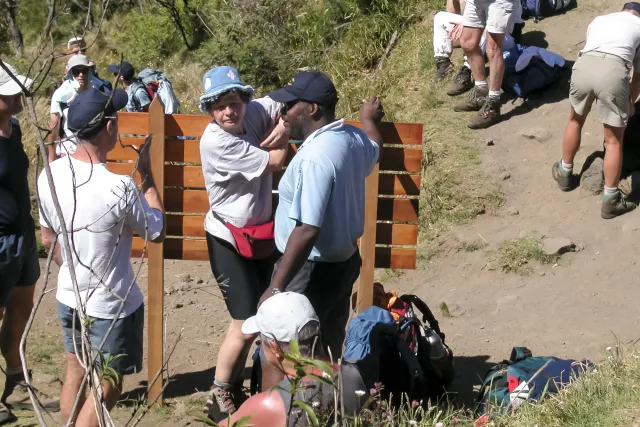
[399,295,444,341]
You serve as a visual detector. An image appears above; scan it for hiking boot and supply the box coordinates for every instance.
[447,66,473,96]
[2,371,60,412]
[453,85,488,112]
[435,57,453,81]
[0,403,16,425]
[551,161,577,192]
[601,192,637,219]
[467,99,501,129]
[203,384,238,423]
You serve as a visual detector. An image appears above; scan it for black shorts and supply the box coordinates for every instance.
[206,232,277,320]
[274,250,362,358]
[0,231,40,307]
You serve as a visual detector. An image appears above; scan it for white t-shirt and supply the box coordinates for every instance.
[200,97,281,248]
[37,157,164,319]
[581,11,640,69]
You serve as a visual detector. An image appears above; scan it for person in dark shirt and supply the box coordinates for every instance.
[0,63,49,423]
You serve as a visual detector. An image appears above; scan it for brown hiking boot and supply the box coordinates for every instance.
[2,371,60,412]
[447,66,473,96]
[453,85,488,112]
[435,57,453,81]
[467,99,501,129]
[203,384,238,422]
[0,403,16,425]
[551,161,577,192]
[601,192,637,219]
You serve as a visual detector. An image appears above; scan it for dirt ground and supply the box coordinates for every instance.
[13,0,640,425]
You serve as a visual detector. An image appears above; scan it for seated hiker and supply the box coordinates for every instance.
[220,292,368,427]
[434,2,523,92]
[553,2,640,219]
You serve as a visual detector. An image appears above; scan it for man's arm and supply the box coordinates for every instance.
[40,225,62,266]
[48,113,60,163]
[269,222,319,292]
[137,139,166,243]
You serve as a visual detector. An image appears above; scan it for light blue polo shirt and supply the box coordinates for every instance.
[275,119,379,262]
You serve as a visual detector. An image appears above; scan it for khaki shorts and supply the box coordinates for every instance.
[569,52,631,128]
[463,0,520,34]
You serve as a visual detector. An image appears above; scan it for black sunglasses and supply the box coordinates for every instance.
[71,66,90,75]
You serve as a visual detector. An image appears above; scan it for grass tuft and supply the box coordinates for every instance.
[496,233,559,276]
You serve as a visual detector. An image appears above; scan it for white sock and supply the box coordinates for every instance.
[488,90,501,101]
[560,159,573,173]
[475,80,488,89]
[604,186,618,195]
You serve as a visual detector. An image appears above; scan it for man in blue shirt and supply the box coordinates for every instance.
[261,71,384,360]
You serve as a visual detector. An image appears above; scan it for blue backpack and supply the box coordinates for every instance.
[521,0,574,22]
[475,347,594,417]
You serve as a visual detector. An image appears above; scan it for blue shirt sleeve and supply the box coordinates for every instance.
[288,159,333,228]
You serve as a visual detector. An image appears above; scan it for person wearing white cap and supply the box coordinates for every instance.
[48,54,111,162]
[216,292,367,427]
[0,63,59,423]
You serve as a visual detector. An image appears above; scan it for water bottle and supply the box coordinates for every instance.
[424,328,447,360]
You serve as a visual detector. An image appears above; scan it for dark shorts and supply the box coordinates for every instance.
[57,302,144,375]
[274,250,362,358]
[0,231,40,307]
[206,232,277,320]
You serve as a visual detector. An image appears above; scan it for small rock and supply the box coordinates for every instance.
[506,206,519,216]
[541,237,575,255]
[540,271,546,276]
[181,273,193,283]
[485,139,495,146]
[485,339,490,343]
[174,303,184,309]
[196,277,204,284]
[500,171,511,180]
[580,156,604,196]
[480,325,485,330]
[520,128,552,143]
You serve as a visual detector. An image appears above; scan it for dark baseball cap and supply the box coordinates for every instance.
[67,88,128,139]
[107,61,135,80]
[268,71,338,105]
[623,2,640,13]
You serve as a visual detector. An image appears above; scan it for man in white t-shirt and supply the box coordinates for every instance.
[38,87,165,426]
[553,2,640,219]
[48,54,111,162]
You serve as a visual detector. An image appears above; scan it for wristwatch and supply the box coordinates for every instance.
[270,287,281,295]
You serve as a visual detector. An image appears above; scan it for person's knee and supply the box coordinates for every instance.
[227,319,256,341]
[460,31,478,52]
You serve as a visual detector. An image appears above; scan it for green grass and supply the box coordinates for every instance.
[27,339,64,377]
[496,233,559,276]
[459,239,489,253]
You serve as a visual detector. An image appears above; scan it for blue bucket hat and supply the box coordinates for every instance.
[199,66,254,113]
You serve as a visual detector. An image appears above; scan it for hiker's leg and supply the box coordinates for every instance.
[603,125,625,188]
[485,32,505,92]
[447,0,461,14]
[60,352,86,423]
[562,107,587,165]
[1,284,35,373]
[460,27,486,83]
[434,12,463,57]
[75,375,122,427]
[216,320,256,385]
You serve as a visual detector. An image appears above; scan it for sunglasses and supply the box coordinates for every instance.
[281,100,302,115]
[71,66,90,75]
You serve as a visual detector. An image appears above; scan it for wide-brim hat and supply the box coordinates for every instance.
[0,63,33,96]
[66,54,92,80]
[199,66,253,113]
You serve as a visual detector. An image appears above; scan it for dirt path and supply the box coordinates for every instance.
[13,0,640,424]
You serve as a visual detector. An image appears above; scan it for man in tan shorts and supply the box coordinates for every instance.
[453,0,521,129]
[552,2,640,219]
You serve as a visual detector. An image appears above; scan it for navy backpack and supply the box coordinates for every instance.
[521,0,574,22]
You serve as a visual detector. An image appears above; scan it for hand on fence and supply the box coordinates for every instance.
[133,135,153,179]
[260,119,290,149]
[360,97,385,123]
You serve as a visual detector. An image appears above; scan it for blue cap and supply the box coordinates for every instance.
[268,71,338,105]
[199,66,254,113]
[67,88,128,139]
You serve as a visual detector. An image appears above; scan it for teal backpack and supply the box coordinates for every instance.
[475,347,556,415]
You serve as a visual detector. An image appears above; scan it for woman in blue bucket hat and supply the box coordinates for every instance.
[198,66,289,421]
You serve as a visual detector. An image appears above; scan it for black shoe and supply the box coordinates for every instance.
[435,57,453,81]
[446,66,474,96]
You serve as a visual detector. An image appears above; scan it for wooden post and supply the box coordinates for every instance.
[357,165,380,313]
[147,97,165,404]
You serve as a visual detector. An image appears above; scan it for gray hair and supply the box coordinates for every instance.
[260,320,321,358]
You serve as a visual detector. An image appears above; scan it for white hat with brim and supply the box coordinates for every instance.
[66,54,92,80]
[241,292,319,343]
[0,63,33,96]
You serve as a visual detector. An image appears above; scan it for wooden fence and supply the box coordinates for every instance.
[106,96,423,402]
